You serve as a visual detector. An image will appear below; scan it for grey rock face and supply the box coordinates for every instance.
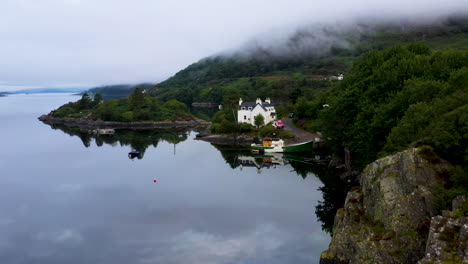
[419,196,468,264]
[320,148,450,264]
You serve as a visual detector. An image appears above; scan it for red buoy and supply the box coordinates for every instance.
[153,179,157,183]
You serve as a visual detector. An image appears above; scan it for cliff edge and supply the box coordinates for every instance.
[320,147,456,264]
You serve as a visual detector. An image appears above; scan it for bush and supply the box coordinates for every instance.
[121,111,134,122]
[210,123,221,133]
[54,105,74,117]
[259,126,295,139]
[163,99,188,113]
[239,123,253,132]
[433,166,468,214]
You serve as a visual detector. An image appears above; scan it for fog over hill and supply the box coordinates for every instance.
[0,0,467,91]
[222,13,468,60]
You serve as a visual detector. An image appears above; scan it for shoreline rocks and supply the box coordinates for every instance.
[38,114,210,130]
[419,196,468,264]
[195,133,254,146]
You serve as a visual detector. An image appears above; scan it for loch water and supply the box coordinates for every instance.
[0,94,337,264]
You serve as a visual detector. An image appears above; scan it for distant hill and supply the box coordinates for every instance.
[1,88,86,94]
[147,15,468,106]
[87,83,154,100]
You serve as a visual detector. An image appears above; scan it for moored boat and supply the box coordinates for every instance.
[251,137,284,153]
[250,137,313,153]
[283,140,314,153]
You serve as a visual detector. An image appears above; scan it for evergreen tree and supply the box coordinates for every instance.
[93,93,103,107]
[130,88,145,110]
[79,93,92,109]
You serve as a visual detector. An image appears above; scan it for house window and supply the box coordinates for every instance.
[248,107,252,110]
[241,107,246,110]
[244,115,247,120]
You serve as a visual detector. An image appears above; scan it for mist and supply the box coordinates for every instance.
[0,0,467,91]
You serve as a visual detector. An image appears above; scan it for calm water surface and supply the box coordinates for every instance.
[0,94,330,264]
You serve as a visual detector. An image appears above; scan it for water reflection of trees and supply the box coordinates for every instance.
[49,124,189,159]
[212,144,349,235]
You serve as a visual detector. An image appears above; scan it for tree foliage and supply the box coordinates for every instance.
[254,114,265,128]
[314,43,468,168]
[51,91,193,123]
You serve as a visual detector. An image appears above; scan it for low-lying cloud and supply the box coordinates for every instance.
[0,0,467,91]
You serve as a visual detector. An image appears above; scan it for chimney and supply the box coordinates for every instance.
[239,98,243,106]
[265,97,271,104]
[256,98,262,105]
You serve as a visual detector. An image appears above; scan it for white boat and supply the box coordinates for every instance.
[251,137,313,153]
[251,138,285,153]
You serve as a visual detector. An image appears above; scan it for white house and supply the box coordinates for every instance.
[237,98,277,126]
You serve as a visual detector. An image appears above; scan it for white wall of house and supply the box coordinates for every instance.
[238,108,253,124]
[237,99,276,127]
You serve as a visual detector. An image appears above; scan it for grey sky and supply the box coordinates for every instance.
[0,0,467,91]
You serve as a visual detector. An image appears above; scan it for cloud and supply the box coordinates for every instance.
[36,229,83,244]
[0,0,467,91]
[140,223,288,264]
[55,183,83,193]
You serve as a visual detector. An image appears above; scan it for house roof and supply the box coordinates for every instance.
[238,102,275,112]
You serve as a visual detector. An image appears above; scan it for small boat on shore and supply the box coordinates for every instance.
[251,137,313,153]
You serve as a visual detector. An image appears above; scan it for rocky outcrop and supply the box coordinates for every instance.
[38,115,210,130]
[320,147,451,264]
[419,196,468,264]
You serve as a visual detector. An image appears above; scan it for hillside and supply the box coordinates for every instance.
[147,16,468,107]
[87,83,154,100]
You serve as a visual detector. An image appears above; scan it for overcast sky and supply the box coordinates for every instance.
[0,0,467,91]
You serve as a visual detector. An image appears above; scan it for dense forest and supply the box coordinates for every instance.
[312,44,467,167]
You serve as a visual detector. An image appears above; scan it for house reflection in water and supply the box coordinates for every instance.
[238,154,286,173]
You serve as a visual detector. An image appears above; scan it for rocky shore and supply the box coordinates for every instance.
[320,147,467,264]
[38,114,210,130]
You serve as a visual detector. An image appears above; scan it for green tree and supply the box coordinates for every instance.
[163,99,188,113]
[222,88,241,110]
[295,97,311,118]
[130,88,145,110]
[289,87,303,104]
[93,93,103,107]
[175,88,194,106]
[79,93,92,109]
[254,114,264,128]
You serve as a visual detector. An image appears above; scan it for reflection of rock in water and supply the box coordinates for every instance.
[47,124,190,159]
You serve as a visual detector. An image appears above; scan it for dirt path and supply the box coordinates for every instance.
[282,118,320,144]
